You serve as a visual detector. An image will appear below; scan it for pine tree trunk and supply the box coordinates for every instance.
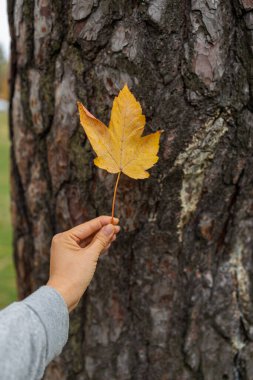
[8,0,253,379]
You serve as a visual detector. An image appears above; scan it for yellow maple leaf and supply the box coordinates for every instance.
[77,84,162,221]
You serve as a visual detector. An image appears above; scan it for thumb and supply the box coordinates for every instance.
[85,224,114,257]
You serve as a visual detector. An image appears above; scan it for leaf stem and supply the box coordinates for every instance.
[111,171,121,224]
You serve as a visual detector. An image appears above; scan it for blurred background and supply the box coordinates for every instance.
[0,0,17,307]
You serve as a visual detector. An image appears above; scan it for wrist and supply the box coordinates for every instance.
[47,277,77,312]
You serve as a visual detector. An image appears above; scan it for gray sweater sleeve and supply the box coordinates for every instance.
[0,286,69,380]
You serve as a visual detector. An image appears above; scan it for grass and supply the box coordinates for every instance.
[0,111,17,308]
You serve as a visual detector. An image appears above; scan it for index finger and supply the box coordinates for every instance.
[69,216,119,241]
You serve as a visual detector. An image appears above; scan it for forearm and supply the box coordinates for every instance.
[0,286,69,380]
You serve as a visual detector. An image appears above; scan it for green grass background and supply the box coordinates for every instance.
[0,111,17,308]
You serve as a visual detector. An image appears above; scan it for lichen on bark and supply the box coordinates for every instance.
[175,112,229,240]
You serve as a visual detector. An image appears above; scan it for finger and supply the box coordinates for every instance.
[80,227,120,248]
[104,235,117,250]
[100,243,111,256]
[69,216,119,242]
[100,233,118,255]
[84,224,114,258]
[79,231,96,248]
[94,230,117,254]
[114,226,120,234]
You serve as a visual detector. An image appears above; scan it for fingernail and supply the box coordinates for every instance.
[103,224,114,236]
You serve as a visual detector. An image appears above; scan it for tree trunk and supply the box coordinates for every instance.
[7,0,253,379]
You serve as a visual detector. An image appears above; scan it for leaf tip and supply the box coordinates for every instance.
[77,101,83,113]
[122,83,131,94]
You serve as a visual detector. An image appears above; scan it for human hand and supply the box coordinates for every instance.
[47,216,120,312]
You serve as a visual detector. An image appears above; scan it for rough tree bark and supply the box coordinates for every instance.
[7,0,253,379]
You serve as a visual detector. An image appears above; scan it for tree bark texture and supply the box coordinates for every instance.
[7,0,253,379]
